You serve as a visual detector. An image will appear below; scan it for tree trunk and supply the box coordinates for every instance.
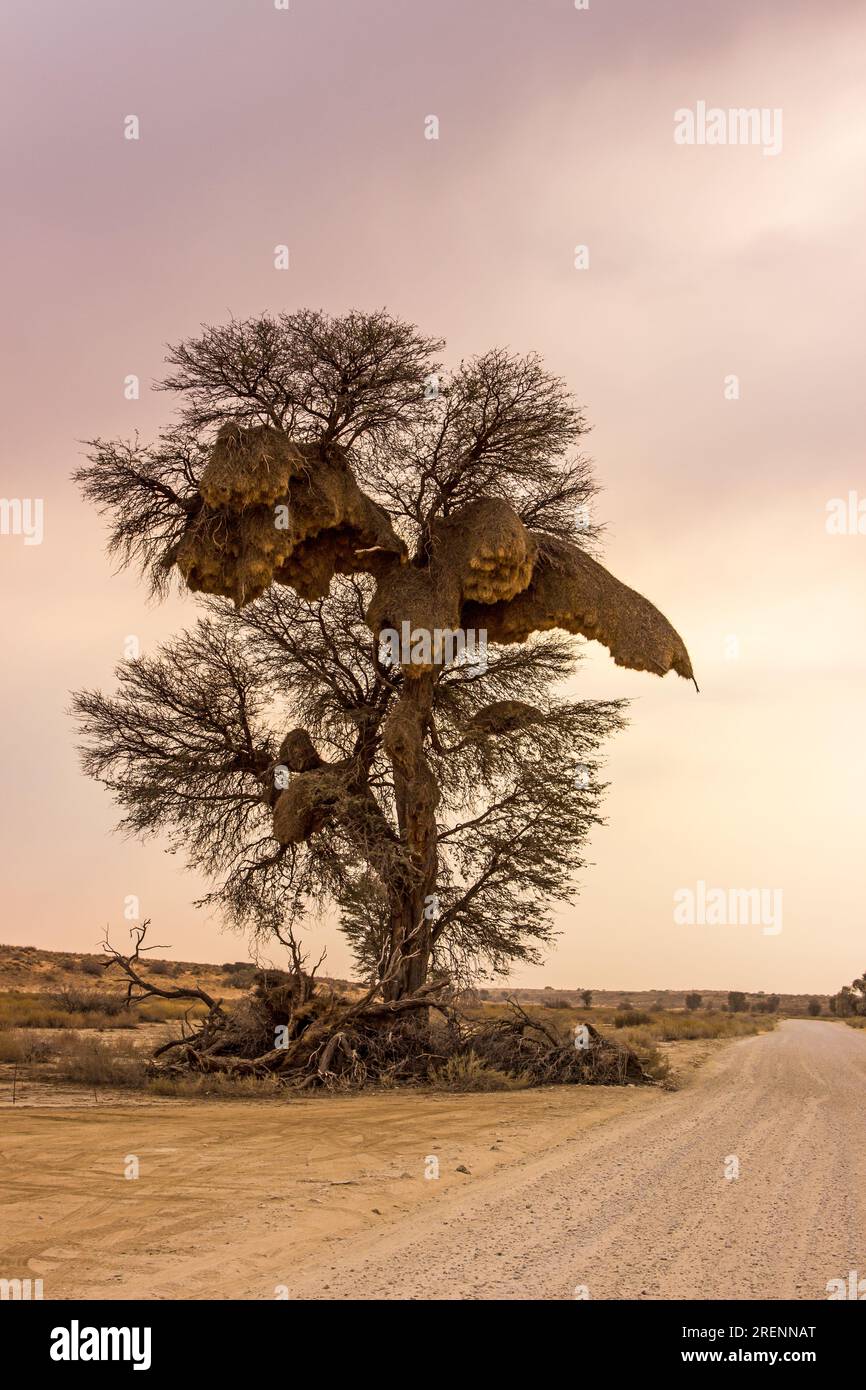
[382,674,439,999]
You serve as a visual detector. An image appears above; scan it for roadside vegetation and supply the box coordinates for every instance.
[0,942,835,1102]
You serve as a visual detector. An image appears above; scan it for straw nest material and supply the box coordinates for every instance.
[272,765,350,844]
[174,431,405,607]
[278,728,324,773]
[432,497,537,606]
[462,536,695,682]
[466,700,543,737]
[366,498,537,675]
[199,423,306,509]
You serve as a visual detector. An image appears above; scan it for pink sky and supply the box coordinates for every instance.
[1,0,864,992]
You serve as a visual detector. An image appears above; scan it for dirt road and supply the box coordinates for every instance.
[282,1020,866,1300]
[3,1021,864,1300]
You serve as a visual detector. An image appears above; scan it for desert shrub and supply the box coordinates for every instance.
[51,987,128,1017]
[79,959,103,978]
[542,996,571,1009]
[53,1036,148,1088]
[0,1031,54,1063]
[148,961,171,976]
[146,1072,284,1099]
[428,1052,530,1092]
[0,992,135,1030]
[614,1009,652,1028]
[807,998,822,1017]
[220,963,258,988]
[635,1042,671,1084]
[135,998,208,1022]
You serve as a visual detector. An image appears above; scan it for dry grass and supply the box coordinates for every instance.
[0,1031,54,1064]
[0,991,205,1030]
[428,1052,531,1092]
[51,1034,149,1088]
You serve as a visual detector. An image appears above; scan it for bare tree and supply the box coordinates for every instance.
[74,309,694,1015]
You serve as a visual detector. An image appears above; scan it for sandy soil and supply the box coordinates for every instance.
[2,1021,863,1300]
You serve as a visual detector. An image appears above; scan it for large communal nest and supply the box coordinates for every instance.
[174,429,405,608]
[366,498,537,675]
[169,424,693,683]
[199,422,306,508]
[366,499,694,684]
[462,536,695,682]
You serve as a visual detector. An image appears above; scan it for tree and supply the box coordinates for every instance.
[74,309,693,1034]
[728,991,747,1013]
[580,989,593,1009]
[685,992,702,1012]
[807,998,821,1017]
[829,972,866,1018]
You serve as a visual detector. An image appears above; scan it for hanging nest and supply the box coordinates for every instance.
[173,431,406,608]
[171,426,693,682]
[272,765,352,844]
[466,700,543,737]
[366,498,537,675]
[199,423,306,509]
[462,536,696,682]
[432,497,537,605]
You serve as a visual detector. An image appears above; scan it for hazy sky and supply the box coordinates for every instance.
[1,0,864,992]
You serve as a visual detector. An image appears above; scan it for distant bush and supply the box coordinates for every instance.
[0,1031,54,1064]
[51,987,128,1017]
[685,992,703,1012]
[807,998,822,1017]
[220,963,258,987]
[614,1009,652,1028]
[53,1036,147,1088]
[148,961,171,976]
[542,996,571,1009]
[0,992,135,1030]
[79,959,103,978]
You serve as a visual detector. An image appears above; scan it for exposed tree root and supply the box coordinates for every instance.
[102,923,652,1090]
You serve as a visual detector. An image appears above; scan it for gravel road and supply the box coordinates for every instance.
[279,1021,866,1300]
